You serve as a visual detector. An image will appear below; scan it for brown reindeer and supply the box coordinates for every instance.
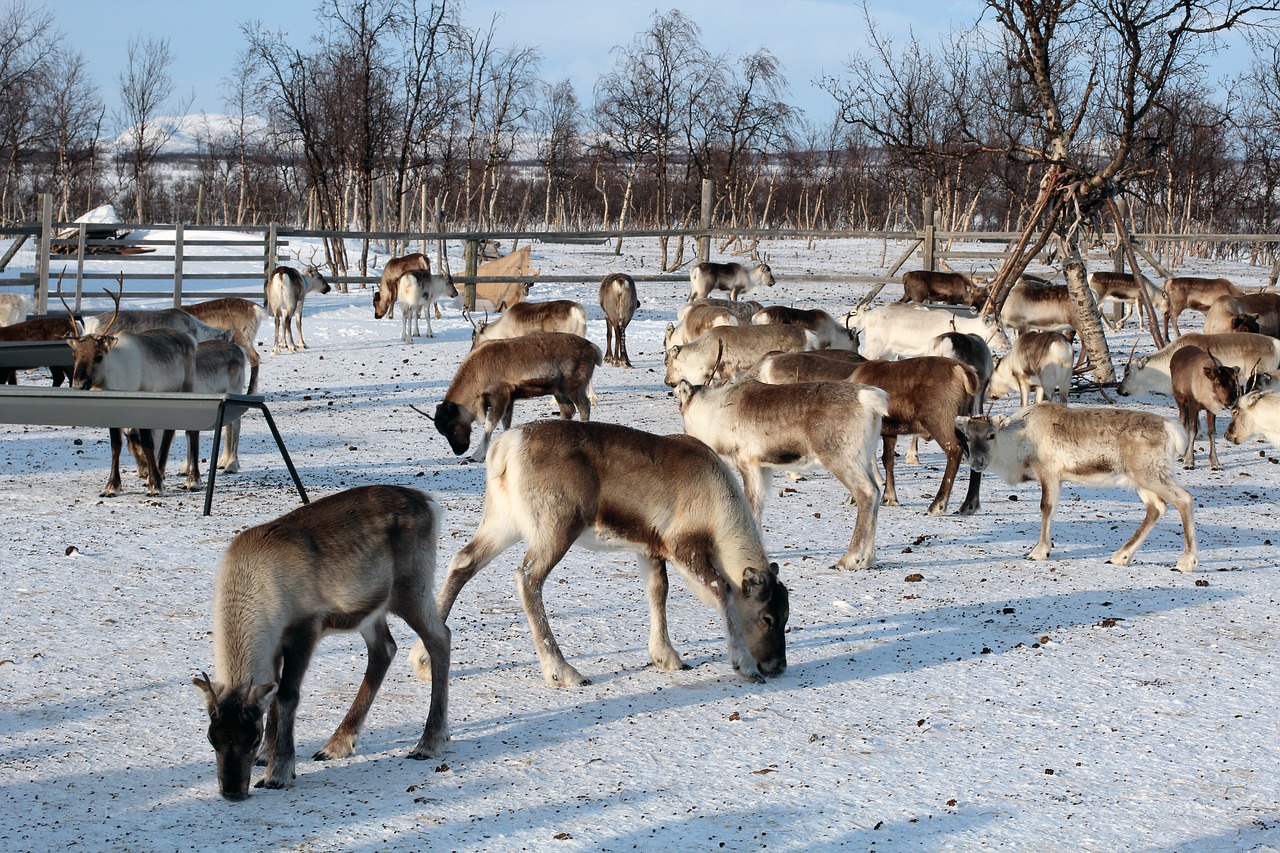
[194,486,450,800]
[752,349,865,384]
[431,332,601,461]
[374,252,430,320]
[181,297,268,393]
[1164,276,1245,338]
[900,270,988,308]
[427,419,789,686]
[0,315,80,385]
[1169,346,1239,470]
[849,356,982,516]
[599,272,640,367]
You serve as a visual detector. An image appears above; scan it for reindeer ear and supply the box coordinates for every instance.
[955,415,970,432]
[741,566,772,600]
[246,681,277,711]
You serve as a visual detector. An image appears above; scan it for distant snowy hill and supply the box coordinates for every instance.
[110,113,270,155]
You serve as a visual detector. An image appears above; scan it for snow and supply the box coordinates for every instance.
[1,234,1278,851]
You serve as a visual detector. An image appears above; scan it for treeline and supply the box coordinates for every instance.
[1,1,1278,274]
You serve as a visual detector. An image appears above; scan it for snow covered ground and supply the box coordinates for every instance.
[1,234,1278,852]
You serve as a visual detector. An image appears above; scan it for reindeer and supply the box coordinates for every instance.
[688,260,775,302]
[987,330,1074,407]
[1164,276,1245,338]
[424,419,788,687]
[469,299,588,348]
[176,339,248,490]
[599,272,640,367]
[431,331,601,461]
[374,252,430,320]
[849,357,983,516]
[1169,346,1239,470]
[1203,292,1280,338]
[181,298,268,393]
[0,291,32,326]
[682,297,763,324]
[751,305,856,350]
[265,249,331,354]
[1087,271,1168,330]
[1118,332,1280,397]
[398,270,457,342]
[958,405,1198,572]
[1225,390,1280,447]
[63,286,196,496]
[903,331,996,464]
[900,270,988,308]
[752,349,865,384]
[665,301,739,349]
[0,315,80,385]
[664,324,817,387]
[674,378,887,571]
[194,486,450,800]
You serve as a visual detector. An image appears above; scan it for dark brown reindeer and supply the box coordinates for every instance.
[599,272,640,367]
[423,419,788,687]
[900,269,989,308]
[849,356,983,516]
[430,331,601,461]
[194,486,451,800]
[0,315,80,385]
[1169,345,1239,470]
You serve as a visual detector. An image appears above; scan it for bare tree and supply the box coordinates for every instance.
[534,80,581,229]
[45,46,104,220]
[116,34,193,223]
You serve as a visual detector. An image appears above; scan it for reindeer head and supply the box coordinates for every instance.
[62,277,122,390]
[431,400,474,456]
[193,673,276,801]
[735,562,789,678]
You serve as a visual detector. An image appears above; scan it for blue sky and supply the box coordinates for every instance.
[50,0,1259,131]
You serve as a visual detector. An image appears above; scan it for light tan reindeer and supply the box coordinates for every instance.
[194,486,451,800]
[374,252,430,320]
[265,247,332,354]
[181,298,268,393]
[599,272,640,367]
[419,419,788,687]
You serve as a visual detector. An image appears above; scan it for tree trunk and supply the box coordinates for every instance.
[1059,233,1115,383]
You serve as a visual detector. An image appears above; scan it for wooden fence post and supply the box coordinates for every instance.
[172,222,185,308]
[36,193,51,314]
[74,223,86,310]
[922,196,936,272]
[265,224,277,279]
[698,179,712,264]
[463,238,478,312]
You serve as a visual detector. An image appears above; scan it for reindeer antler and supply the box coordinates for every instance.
[54,267,78,335]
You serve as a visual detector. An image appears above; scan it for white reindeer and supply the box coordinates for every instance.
[265,252,332,354]
[398,270,457,342]
[194,486,450,800]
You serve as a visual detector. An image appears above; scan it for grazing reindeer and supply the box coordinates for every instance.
[63,287,196,496]
[1203,292,1280,338]
[1169,346,1239,470]
[664,324,817,387]
[374,252,430,320]
[265,251,332,354]
[181,297,268,394]
[599,272,640,367]
[675,378,887,571]
[751,305,856,350]
[958,405,1198,572]
[177,339,248,490]
[425,419,788,687]
[0,315,80,385]
[849,357,982,516]
[431,332,601,461]
[470,299,588,347]
[752,349,865,384]
[681,297,763,324]
[1226,390,1280,447]
[988,330,1074,407]
[397,270,457,342]
[688,260,775,302]
[194,486,451,800]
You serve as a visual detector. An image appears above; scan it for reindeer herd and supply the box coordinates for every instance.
[6,247,1280,802]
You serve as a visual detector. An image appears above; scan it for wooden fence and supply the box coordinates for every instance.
[3,191,1279,314]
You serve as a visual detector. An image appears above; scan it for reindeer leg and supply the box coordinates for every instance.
[102,427,124,497]
[137,428,165,496]
[258,622,318,789]
[219,420,240,472]
[926,438,962,516]
[184,429,202,490]
[1109,487,1167,567]
[643,556,688,671]
[880,435,900,506]
[516,532,590,687]
[736,463,770,519]
[1180,404,1197,469]
[619,325,632,368]
[314,615,396,762]
[392,555,452,758]
[830,453,881,571]
[294,312,307,350]
[905,435,920,465]
[1206,410,1222,470]
[1029,473,1061,560]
